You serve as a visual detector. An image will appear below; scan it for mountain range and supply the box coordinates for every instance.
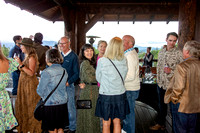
[1,41,57,49]
[2,40,164,53]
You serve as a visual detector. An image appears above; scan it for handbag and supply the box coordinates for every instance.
[34,70,65,121]
[76,83,93,109]
[76,100,92,109]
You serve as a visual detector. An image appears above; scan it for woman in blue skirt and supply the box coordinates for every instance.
[95,37,130,133]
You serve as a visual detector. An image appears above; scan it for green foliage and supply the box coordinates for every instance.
[138,49,161,67]
[138,52,145,59]
[2,44,10,57]
[94,47,99,54]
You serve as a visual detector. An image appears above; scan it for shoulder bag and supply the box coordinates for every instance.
[108,58,124,85]
[76,86,92,109]
[34,70,65,121]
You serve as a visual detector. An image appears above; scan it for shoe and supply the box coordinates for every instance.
[149,124,165,130]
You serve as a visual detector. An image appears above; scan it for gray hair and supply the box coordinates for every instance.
[97,40,107,47]
[184,40,200,59]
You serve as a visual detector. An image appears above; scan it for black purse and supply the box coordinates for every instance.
[34,70,65,121]
[76,84,93,109]
[76,100,92,109]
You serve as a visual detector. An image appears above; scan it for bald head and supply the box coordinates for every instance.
[122,35,135,51]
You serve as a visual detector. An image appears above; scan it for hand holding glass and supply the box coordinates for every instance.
[13,53,19,59]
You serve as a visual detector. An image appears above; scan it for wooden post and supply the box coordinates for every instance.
[59,6,76,52]
[64,9,76,52]
[194,0,200,42]
[76,10,86,55]
[178,0,197,50]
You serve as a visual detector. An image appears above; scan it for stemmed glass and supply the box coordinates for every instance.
[13,53,19,59]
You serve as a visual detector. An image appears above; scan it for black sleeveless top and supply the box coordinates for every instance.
[143,52,153,67]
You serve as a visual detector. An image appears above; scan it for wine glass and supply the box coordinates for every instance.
[13,53,19,59]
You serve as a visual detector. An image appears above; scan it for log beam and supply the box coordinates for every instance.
[178,0,197,50]
[194,0,200,42]
[84,13,103,33]
[76,11,86,54]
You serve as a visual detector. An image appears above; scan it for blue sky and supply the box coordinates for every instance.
[0,1,178,48]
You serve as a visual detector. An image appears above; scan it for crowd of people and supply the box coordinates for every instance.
[0,31,200,133]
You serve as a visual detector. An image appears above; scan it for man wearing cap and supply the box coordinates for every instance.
[9,35,24,95]
[33,32,48,73]
[59,36,79,133]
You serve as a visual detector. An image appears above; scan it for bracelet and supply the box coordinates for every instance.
[20,64,25,69]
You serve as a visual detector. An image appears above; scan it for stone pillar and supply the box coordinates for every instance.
[178,0,196,50]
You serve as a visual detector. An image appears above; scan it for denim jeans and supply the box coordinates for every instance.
[157,85,167,126]
[170,102,179,133]
[123,90,139,133]
[66,84,76,131]
[12,70,20,95]
[176,103,197,133]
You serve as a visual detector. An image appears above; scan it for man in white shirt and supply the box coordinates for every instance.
[122,35,140,133]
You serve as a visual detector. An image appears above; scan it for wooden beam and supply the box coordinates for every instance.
[59,6,73,32]
[149,15,154,24]
[84,13,103,33]
[133,15,136,24]
[117,14,120,24]
[78,4,179,15]
[178,0,197,50]
[77,11,86,54]
[166,15,173,24]
[50,8,62,22]
[194,0,200,42]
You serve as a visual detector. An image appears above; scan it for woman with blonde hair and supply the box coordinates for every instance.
[14,38,42,133]
[95,37,129,133]
[0,42,18,133]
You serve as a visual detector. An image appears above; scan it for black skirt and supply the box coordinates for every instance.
[95,93,130,121]
[41,102,69,131]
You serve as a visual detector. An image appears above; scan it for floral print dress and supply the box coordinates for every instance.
[0,58,18,132]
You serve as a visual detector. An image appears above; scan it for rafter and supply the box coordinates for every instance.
[85,13,103,33]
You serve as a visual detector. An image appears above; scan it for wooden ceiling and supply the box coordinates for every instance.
[4,0,180,23]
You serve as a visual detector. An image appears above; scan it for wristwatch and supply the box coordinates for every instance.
[20,64,25,69]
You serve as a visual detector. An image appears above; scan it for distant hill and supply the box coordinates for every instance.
[42,41,57,47]
[1,40,57,49]
[135,45,161,53]
[93,41,164,53]
[2,40,165,53]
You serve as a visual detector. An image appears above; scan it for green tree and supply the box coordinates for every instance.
[2,44,10,57]
[138,52,145,59]
[138,49,161,67]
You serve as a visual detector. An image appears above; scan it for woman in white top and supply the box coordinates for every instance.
[95,37,129,133]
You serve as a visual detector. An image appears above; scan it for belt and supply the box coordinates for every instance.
[85,83,97,85]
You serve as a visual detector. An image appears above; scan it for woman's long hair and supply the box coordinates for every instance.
[23,45,39,71]
[104,37,124,60]
[79,44,96,68]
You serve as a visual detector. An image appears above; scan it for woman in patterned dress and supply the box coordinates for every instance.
[77,44,100,133]
[14,38,42,133]
[0,42,18,132]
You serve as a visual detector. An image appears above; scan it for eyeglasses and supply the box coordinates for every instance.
[59,42,69,45]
